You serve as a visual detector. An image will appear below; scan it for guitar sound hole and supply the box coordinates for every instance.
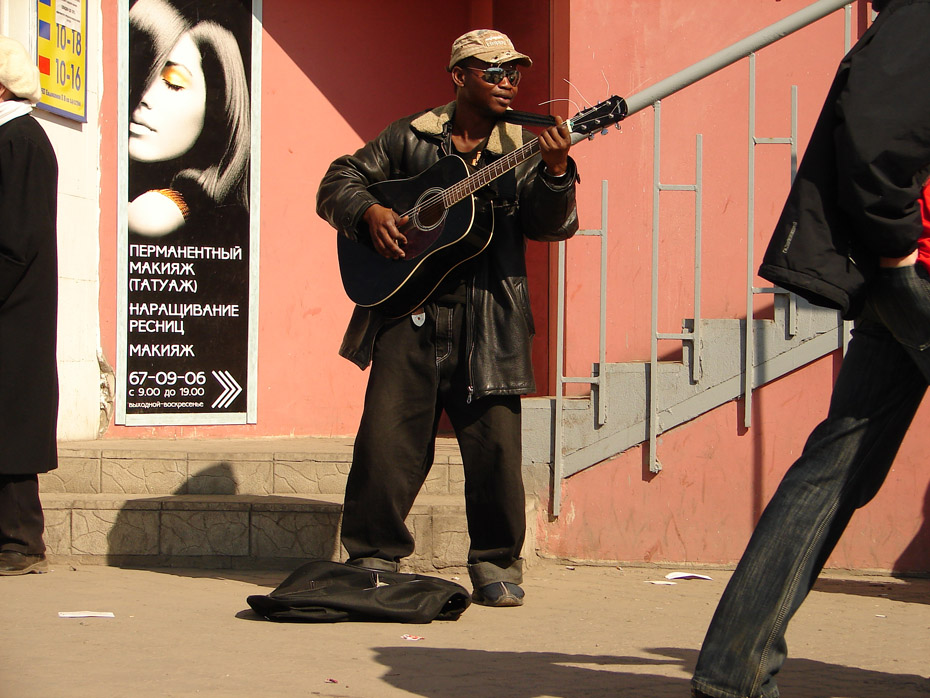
[403,188,447,258]
[414,202,446,230]
[413,188,447,232]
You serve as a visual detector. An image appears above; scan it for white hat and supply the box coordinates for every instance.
[0,35,41,104]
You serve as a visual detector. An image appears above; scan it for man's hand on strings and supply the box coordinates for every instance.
[363,204,409,259]
[538,115,572,178]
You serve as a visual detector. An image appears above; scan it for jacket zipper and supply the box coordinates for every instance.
[439,117,480,404]
[466,277,476,403]
[440,123,476,404]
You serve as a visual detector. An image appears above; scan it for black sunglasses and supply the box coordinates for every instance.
[466,65,521,86]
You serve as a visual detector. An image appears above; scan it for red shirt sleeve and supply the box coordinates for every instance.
[917,177,930,274]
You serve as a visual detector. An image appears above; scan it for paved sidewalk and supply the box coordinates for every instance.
[2,559,928,698]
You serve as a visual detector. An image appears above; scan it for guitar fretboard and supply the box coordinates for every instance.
[441,139,542,208]
[399,95,626,219]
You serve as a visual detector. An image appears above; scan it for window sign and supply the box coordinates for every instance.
[116,0,261,426]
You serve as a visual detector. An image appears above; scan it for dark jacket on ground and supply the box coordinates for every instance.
[759,0,930,319]
[317,102,578,399]
[0,113,59,475]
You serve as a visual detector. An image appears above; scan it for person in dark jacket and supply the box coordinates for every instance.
[317,29,578,606]
[692,1,930,695]
[0,36,59,576]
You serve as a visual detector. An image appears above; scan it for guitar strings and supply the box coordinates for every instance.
[400,100,612,222]
[400,139,542,221]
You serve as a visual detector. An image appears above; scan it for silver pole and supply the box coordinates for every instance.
[649,102,662,473]
[624,0,852,117]
[554,239,567,516]
[597,180,609,427]
[745,54,758,429]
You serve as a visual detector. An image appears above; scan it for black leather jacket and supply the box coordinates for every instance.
[317,102,578,399]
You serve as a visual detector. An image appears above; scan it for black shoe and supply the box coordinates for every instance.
[472,581,524,607]
[0,551,48,576]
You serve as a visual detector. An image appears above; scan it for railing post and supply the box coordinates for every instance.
[552,181,609,516]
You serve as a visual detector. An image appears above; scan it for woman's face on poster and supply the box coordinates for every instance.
[129,31,207,163]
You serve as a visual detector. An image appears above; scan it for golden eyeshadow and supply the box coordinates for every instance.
[161,64,193,89]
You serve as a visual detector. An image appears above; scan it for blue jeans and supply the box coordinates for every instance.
[692,264,930,698]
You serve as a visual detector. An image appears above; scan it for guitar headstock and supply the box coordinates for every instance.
[567,96,628,144]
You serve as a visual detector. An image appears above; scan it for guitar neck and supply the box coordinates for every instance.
[443,137,543,208]
[435,97,626,210]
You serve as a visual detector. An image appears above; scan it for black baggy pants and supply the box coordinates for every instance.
[341,302,526,588]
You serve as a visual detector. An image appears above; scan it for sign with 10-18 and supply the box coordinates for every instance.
[36,0,87,122]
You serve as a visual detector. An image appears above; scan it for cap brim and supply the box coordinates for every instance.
[474,49,532,67]
[449,49,532,70]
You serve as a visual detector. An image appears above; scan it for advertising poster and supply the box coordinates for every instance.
[36,0,88,122]
[116,0,259,425]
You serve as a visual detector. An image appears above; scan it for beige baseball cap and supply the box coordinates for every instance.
[0,35,40,103]
[447,29,532,71]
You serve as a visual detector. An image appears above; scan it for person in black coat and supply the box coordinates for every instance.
[0,36,59,576]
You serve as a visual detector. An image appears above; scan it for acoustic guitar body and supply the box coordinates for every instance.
[337,155,494,318]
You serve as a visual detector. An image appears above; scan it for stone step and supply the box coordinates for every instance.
[46,438,465,496]
[41,492,539,573]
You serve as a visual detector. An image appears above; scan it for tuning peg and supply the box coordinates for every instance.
[601,129,609,136]
[587,134,596,141]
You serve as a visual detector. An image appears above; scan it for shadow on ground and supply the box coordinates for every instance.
[103,461,339,585]
[370,646,930,698]
[813,575,930,606]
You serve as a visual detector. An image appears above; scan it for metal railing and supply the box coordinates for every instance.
[552,0,855,515]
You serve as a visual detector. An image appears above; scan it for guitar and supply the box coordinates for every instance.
[337,96,627,318]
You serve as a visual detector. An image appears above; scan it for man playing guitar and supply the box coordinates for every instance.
[316,29,577,606]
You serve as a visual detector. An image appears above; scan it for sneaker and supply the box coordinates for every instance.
[0,551,48,576]
[472,581,525,607]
